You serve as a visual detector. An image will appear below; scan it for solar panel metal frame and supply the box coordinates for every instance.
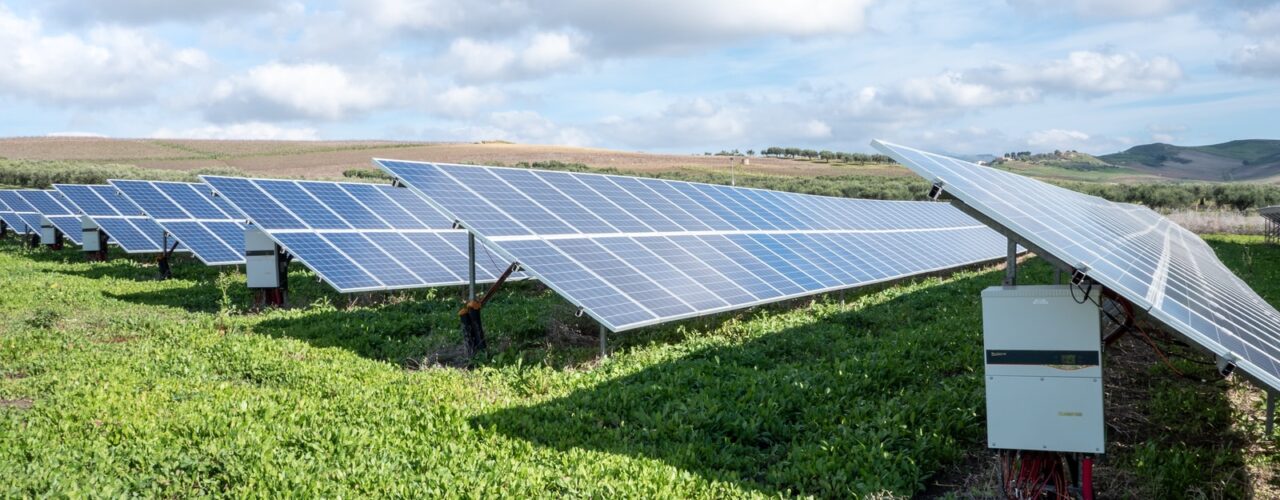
[109,180,246,266]
[52,184,185,254]
[1261,206,1280,244]
[13,189,85,245]
[376,158,1011,332]
[200,176,519,293]
[872,139,1280,393]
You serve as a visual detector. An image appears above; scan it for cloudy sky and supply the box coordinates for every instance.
[0,0,1277,154]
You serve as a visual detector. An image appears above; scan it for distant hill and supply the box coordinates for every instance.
[1101,139,1280,182]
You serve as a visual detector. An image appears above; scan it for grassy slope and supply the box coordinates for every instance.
[1,236,1278,496]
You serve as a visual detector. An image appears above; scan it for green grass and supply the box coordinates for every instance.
[0,233,1278,496]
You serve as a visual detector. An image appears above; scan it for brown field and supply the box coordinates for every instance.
[0,137,911,180]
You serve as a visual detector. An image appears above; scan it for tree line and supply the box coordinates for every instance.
[759,147,894,164]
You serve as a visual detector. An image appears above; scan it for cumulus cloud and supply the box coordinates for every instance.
[425,110,591,146]
[1007,0,1195,19]
[362,0,874,54]
[444,32,583,82]
[847,51,1183,115]
[0,7,208,105]
[207,62,387,122]
[39,0,289,25]
[151,122,320,140]
[1222,40,1280,77]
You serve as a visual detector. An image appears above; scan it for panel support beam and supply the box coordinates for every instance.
[1004,237,1018,287]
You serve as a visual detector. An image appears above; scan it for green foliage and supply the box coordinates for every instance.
[0,159,247,188]
[341,167,394,180]
[0,231,1275,496]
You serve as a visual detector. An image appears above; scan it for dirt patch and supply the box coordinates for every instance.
[0,398,33,410]
[95,335,134,344]
[0,137,909,180]
[2,371,28,380]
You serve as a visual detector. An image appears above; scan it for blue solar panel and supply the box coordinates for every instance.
[53,184,178,253]
[12,190,84,245]
[377,159,1010,331]
[873,139,1280,395]
[201,176,517,292]
[110,180,244,265]
[0,191,43,235]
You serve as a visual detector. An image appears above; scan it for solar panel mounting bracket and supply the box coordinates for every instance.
[928,180,945,201]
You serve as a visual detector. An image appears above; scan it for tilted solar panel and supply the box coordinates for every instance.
[376,159,1010,332]
[52,184,185,254]
[0,191,28,234]
[0,191,45,235]
[872,139,1280,392]
[14,189,84,245]
[200,176,516,292]
[111,180,246,266]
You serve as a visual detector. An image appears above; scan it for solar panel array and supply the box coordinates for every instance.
[14,190,85,245]
[377,159,1009,332]
[0,191,46,236]
[201,176,516,292]
[872,139,1280,392]
[111,180,246,266]
[53,184,185,254]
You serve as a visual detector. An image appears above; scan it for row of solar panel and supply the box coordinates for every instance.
[1,159,1011,337]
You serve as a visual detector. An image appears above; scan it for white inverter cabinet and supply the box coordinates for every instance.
[982,285,1104,454]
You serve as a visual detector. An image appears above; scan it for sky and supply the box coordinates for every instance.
[0,0,1277,155]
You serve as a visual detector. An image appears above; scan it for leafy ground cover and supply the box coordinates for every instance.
[0,231,1277,496]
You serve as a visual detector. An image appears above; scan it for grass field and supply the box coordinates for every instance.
[1,235,1277,497]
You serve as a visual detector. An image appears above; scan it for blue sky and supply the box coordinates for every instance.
[0,0,1277,155]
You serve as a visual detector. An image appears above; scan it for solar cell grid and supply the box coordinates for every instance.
[110,180,244,265]
[200,176,517,292]
[871,139,1280,393]
[13,190,84,245]
[53,184,180,253]
[376,158,1010,331]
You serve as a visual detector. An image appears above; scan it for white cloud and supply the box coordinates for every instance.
[802,120,833,139]
[445,32,583,82]
[1026,129,1090,149]
[429,85,507,118]
[846,51,1182,115]
[208,62,387,121]
[427,110,591,146]
[151,122,320,140]
[46,131,108,138]
[1007,0,1195,19]
[980,51,1183,96]
[361,0,873,54]
[0,7,208,105]
[40,0,289,25]
[1222,39,1280,77]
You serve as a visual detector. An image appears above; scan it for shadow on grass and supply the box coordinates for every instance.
[472,267,1016,497]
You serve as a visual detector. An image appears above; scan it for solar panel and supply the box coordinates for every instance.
[0,191,45,235]
[14,190,84,245]
[872,139,1280,392]
[110,180,246,266]
[52,184,185,254]
[199,176,517,292]
[376,159,1010,332]
[0,191,30,234]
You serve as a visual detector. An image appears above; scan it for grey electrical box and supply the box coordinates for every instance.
[39,216,58,244]
[81,216,102,252]
[983,285,1104,454]
[245,226,281,288]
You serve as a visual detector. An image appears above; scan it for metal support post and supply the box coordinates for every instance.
[1267,391,1276,437]
[1003,237,1018,287]
[467,232,477,302]
[600,324,608,359]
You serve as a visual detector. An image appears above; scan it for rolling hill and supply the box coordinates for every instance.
[1101,139,1280,182]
